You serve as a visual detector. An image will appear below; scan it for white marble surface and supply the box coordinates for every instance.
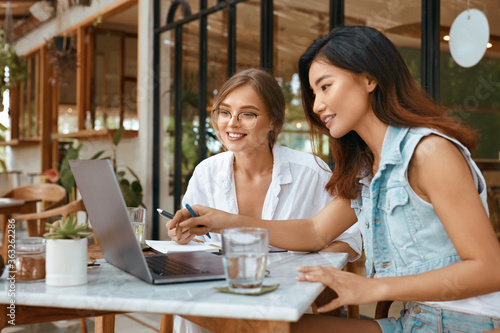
[0,252,348,322]
[0,198,25,208]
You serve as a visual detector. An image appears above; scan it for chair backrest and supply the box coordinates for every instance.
[3,183,67,210]
[15,199,94,244]
[15,199,86,221]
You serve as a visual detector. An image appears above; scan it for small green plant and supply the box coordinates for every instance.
[43,216,91,240]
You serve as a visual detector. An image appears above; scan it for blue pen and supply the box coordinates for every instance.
[185,204,212,239]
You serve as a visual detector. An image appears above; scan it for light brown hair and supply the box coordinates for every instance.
[212,68,285,150]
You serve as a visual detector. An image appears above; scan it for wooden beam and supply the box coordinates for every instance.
[40,46,53,171]
[76,26,86,131]
[8,86,20,141]
[85,26,93,125]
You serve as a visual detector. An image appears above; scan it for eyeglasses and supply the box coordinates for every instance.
[212,109,262,130]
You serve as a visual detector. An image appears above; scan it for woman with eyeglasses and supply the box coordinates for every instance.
[167,68,362,333]
[170,27,500,332]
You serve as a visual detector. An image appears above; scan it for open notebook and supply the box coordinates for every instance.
[146,240,222,253]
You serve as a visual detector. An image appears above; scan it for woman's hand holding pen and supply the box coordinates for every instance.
[168,205,227,235]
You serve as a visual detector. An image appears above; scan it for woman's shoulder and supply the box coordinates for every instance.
[412,134,465,165]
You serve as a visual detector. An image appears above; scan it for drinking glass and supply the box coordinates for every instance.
[221,228,269,294]
[127,207,146,244]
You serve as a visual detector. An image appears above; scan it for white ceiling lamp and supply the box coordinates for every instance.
[449,6,489,68]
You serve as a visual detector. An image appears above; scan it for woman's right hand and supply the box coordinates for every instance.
[169,205,231,236]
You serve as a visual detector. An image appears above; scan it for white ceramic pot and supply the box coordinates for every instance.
[45,238,88,286]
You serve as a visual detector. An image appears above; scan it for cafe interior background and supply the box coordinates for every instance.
[0,0,499,243]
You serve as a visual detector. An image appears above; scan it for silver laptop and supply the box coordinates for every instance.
[69,159,225,284]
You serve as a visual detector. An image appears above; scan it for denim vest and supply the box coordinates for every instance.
[351,126,488,278]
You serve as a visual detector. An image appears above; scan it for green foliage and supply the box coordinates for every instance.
[106,127,144,207]
[0,30,28,112]
[281,81,304,122]
[43,216,91,240]
[112,126,125,146]
[59,143,83,195]
[58,128,144,208]
[117,166,143,207]
[0,31,27,170]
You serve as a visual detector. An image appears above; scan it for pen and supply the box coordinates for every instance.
[156,208,174,219]
[185,204,212,239]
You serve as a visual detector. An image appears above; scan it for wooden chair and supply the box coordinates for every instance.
[16,199,87,226]
[13,199,97,333]
[2,183,67,237]
[1,183,67,260]
[375,300,394,319]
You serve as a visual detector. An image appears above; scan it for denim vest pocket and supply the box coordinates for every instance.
[377,187,408,214]
[376,187,421,268]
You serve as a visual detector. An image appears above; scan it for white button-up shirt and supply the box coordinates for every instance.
[181,143,362,259]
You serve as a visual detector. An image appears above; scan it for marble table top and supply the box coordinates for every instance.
[0,251,348,322]
[0,198,25,208]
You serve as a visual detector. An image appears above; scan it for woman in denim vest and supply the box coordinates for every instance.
[170,26,500,332]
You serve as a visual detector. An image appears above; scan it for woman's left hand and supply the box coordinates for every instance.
[296,265,382,312]
[165,219,196,244]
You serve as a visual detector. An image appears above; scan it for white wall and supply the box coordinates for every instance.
[137,0,154,239]
[6,146,41,185]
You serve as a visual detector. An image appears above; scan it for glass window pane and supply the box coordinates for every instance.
[124,36,138,78]
[21,52,42,138]
[123,80,138,130]
[274,0,330,159]
[441,0,500,159]
[94,32,121,130]
[56,37,78,134]
[177,20,200,192]
[346,1,422,82]
[29,56,36,137]
[236,1,259,70]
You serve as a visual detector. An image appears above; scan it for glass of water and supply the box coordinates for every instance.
[127,207,146,245]
[221,228,269,294]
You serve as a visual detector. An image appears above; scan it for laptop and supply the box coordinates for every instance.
[69,159,225,284]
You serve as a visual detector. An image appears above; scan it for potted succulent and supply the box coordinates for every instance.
[44,216,91,286]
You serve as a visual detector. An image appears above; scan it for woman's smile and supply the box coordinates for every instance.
[226,131,246,141]
[322,114,336,128]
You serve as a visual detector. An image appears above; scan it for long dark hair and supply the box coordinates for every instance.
[298,26,477,199]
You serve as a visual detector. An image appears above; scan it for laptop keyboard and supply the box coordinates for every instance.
[145,255,208,276]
